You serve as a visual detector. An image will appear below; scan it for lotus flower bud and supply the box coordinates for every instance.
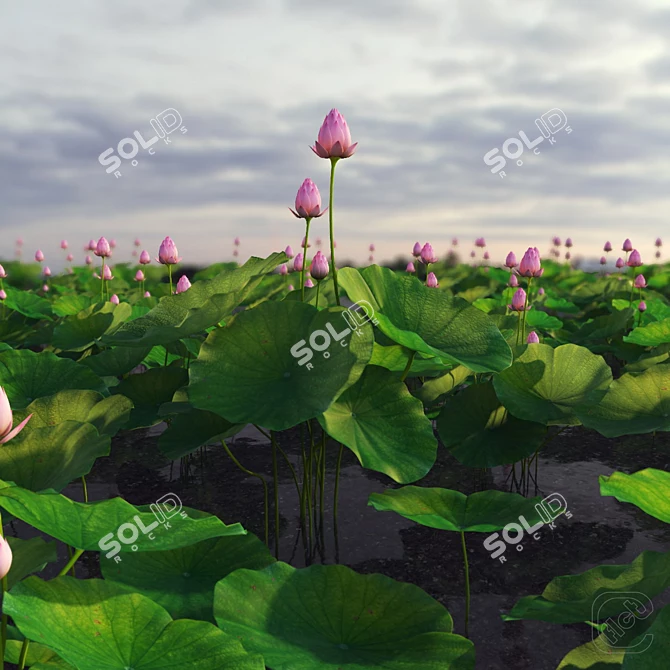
[600,256,607,265]
[509,288,528,311]
[639,301,647,312]
[615,257,625,268]
[565,252,571,260]
[110,294,119,305]
[88,239,97,251]
[85,255,92,265]
[452,238,458,246]
[475,237,486,248]
[426,272,439,288]
[279,264,288,276]
[95,237,111,258]
[420,243,438,265]
[538,287,545,295]
[527,331,540,344]
[134,270,145,282]
[505,252,518,268]
[233,250,239,257]
[285,245,294,259]
[175,275,191,294]
[509,274,518,287]
[0,536,12,580]
[634,274,647,288]
[290,178,326,219]
[483,251,490,260]
[305,278,315,288]
[565,238,573,248]
[604,241,612,252]
[406,262,416,273]
[16,238,23,246]
[293,253,304,272]
[43,266,51,277]
[66,253,73,262]
[60,240,68,249]
[369,243,375,252]
[0,290,5,301]
[234,237,240,246]
[412,242,422,257]
[470,251,475,258]
[552,236,561,246]
[316,238,323,247]
[627,250,642,267]
[109,239,117,249]
[518,247,544,277]
[288,284,295,291]
[42,284,49,292]
[301,236,311,249]
[139,250,151,264]
[157,237,181,265]
[309,251,329,281]
[656,250,661,259]
[0,265,6,279]
[311,108,358,159]
[134,238,141,247]
[35,250,44,262]
[102,265,113,281]
[132,250,138,257]
[144,291,151,297]
[623,238,633,252]
[656,238,662,247]
[368,255,374,263]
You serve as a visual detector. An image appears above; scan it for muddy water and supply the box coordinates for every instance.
[10,423,670,669]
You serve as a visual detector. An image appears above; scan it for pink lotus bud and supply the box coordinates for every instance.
[518,247,544,278]
[538,287,545,295]
[565,252,571,260]
[509,288,528,311]
[0,265,6,279]
[110,294,120,305]
[0,290,5,301]
[368,255,374,262]
[134,238,141,247]
[552,236,561,246]
[426,272,439,288]
[109,239,117,249]
[288,284,295,291]
[43,266,51,277]
[234,237,240,246]
[175,275,191,294]
[0,536,12,580]
[505,252,518,268]
[95,237,111,258]
[16,238,23,246]
[623,238,633,252]
[656,237,662,247]
[656,250,661,259]
[88,239,97,251]
[285,245,294,259]
[156,237,181,265]
[604,241,612,252]
[85,255,92,265]
[627,250,642,267]
[412,242,422,257]
[483,251,490,260]
[639,301,647,312]
[60,240,68,250]
[508,274,518,287]
[600,256,607,265]
[134,270,145,282]
[279,264,288,276]
[233,250,239,257]
[67,268,73,274]
[293,253,304,272]
[475,237,486,248]
[290,178,326,219]
[309,251,329,280]
[470,250,476,258]
[102,265,113,281]
[144,291,151,297]
[139,250,151,264]
[132,250,138,257]
[615,257,625,268]
[35,250,44,262]
[565,238,573,248]
[406,262,416,273]
[311,109,358,159]
[420,243,438,264]
[66,253,73,262]
[527,331,540,344]
[42,284,49,292]
[452,238,458,246]
[369,243,375,252]
[305,278,315,288]
[634,274,646,288]
[316,238,322,246]
[300,236,311,249]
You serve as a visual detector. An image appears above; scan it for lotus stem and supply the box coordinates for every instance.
[400,350,416,383]
[522,277,532,342]
[81,475,88,503]
[271,432,280,559]
[319,430,326,542]
[460,531,471,639]
[333,441,344,522]
[301,217,312,302]
[100,258,105,302]
[168,264,173,296]
[59,549,84,578]
[315,280,321,307]
[328,157,341,306]
[17,639,29,670]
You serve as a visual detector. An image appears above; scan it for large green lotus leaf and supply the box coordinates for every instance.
[502,551,670,624]
[214,562,475,670]
[575,366,670,437]
[0,349,106,408]
[4,289,53,320]
[622,604,670,669]
[0,422,109,492]
[436,382,547,467]
[52,302,133,352]
[624,317,670,346]
[5,576,265,670]
[13,390,132,437]
[189,301,373,431]
[5,634,75,669]
[5,536,58,590]
[81,345,152,377]
[112,367,188,429]
[102,253,286,347]
[599,469,670,523]
[525,309,563,331]
[52,294,93,317]
[414,365,471,405]
[492,343,612,425]
[0,480,245,551]
[369,486,546,532]
[623,343,670,372]
[317,365,437,483]
[158,409,243,460]
[544,297,580,313]
[368,343,452,376]
[571,309,634,343]
[338,265,512,373]
[102,533,275,622]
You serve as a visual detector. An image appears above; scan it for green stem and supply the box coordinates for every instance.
[100,258,105,302]
[300,218,312,302]
[315,280,321,307]
[400,350,416,382]
[168,264,173,296]
[81,475,88,503]
[328,158,341,306]
[522,277,532,342]
[333,442,344,521]
[460,531,471,639]
[319,430,326,540]
[58,549,84,578]
[17,639,29,670]
[271,431,280,559]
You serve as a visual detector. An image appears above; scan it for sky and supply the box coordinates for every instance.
[2,0,670,270]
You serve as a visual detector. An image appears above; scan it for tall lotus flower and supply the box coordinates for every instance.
[600,256,607,265]
[279,264,288,276]
[309,251,329,281]
[0,265,6,278]
[60,240,68,249]
[475,237,486,248]
[509,274,518,287]
[604,241,612,252]
[627,250,642,267]
[369,243,375,252]
[311,109,357,159]
[134,270,145,282]
[420,243,438,265]
[509,288,529,311]
[43,266,51,277]
[426,272,439,288]
[290,178,326,219]
[406,262,416,273]
[66,253,74,262]
[527,331,540,344]
[305,278,315,288]
[0,536,12,580]
[0,290,6,301]
[157,237,181,265]
[35,250,44,262]
[139,250,151,264]
[285,245,294,259]
[85,255,92,265]
[412,242,422,257]
[656,238,662,247]
[0,388,32,444]
[518,247,544,277]
[615,257,625,269]
[505,252,517,268]
[565,238,573,248]
[102,265,113,281]
[293,253,304,272]
[175,275,191,294]
[95,237,111,258]
[110,294,120,305]
[639,301,647,312]
[634,274,647,288]
[134,238,141,247]
[623,239,633,252]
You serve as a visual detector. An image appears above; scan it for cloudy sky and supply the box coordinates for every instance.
[2,0,669,269]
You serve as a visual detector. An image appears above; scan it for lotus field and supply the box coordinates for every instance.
[1,111,670,670]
